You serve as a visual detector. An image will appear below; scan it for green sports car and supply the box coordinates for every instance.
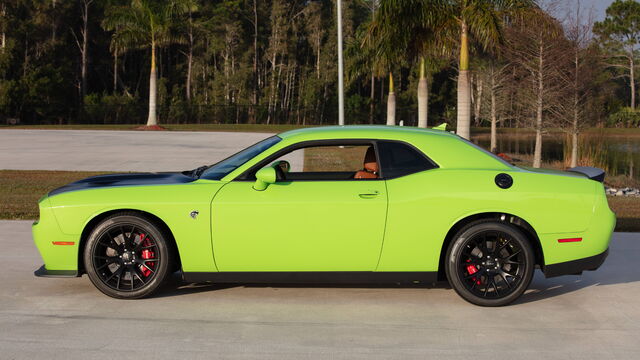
[33,125,615,306]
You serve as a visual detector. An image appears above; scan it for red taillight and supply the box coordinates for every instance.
[558,238,582,243]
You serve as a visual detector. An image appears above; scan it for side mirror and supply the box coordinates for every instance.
[272,160,291,173]
[253,166,277,191]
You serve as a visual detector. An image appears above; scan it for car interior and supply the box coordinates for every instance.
[272,145,380,181]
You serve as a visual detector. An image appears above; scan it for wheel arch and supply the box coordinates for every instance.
[437,212,544,281]
[77,209,181,274]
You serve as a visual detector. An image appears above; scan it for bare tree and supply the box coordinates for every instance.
[72,0,93,102]
[504,7,567,168]
[477,61,510,152]
[556,2,599,168]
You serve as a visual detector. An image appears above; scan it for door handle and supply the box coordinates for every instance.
[359,190,380,198]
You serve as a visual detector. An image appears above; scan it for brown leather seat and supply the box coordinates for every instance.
[354,147,379,179]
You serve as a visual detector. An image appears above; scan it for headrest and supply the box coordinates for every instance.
[363,147,378,173]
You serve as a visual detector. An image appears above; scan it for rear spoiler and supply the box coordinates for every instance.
[568,166,605,183]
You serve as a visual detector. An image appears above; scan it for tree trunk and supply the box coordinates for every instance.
[630,54,636,110]
[113,46,118,93]
[1,3,5,52]
[369,74,375,124]
[386,73,396,126]
[147,42,158,126]
[456,20,472,139]
[250,0,259,123]
[417,57,428,128]
[186,8,193,103]
[533,44,544,168]
[571,49,580,168]
[490,74,497,153]
[80,0,90,102]
[474,77,483,126]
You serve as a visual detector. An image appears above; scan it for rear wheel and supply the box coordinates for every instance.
[445,221,535,306]
[83,214,174,299]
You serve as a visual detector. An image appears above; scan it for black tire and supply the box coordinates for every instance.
[83,213,174,299]
[445,221,535,306]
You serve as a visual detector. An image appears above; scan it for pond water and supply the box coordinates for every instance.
[472,132,640,182]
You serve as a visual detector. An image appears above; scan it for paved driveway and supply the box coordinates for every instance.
[1,220,639,359]
[0,129,274,172]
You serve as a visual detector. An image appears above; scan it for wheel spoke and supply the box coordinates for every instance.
[116,269,122,290]
[505,250,522,260]
[133,234,148,252]
[504,260,524,265]
[131,266,146,284]
[121,226,132,250]
[136,261,155,273]
[499,273,511,289]
[483,277,490,297]
[95,255,119,262]
[104,265,123,283]
[495,238,512,254]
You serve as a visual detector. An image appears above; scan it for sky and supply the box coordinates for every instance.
[556,0,615,21]
[581,0,615,20]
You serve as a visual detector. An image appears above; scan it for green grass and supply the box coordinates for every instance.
[0,170,111,219]
[471,127,640,137]
[4,124,640,136]
[0,123,310,133]
[1,169,638,232]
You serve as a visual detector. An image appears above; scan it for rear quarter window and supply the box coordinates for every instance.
[378,141,437,179]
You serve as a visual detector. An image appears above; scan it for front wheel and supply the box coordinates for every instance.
[445,221,535,306]
[83,214,174,299]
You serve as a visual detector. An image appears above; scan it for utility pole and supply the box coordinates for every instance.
[337,0,345,125]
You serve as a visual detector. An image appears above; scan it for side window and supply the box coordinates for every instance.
[378,141,436,179]
[250,144,380,181]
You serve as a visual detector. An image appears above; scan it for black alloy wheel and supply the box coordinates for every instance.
[446,221,535,306]
[84,213,174,299]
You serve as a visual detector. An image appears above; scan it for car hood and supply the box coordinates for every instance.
[48,172,196,197]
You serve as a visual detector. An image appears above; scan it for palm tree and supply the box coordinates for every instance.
[103,0,188,127]
[347,19,402,125]
[372,0,536,138]
[417,57,428,127]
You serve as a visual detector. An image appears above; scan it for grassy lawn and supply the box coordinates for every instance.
[0,170,110,219]
[1,169,638,232]
[3,123,640,137]
[0,123,310,133]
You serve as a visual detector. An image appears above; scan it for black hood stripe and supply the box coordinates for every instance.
[48,172,196,197]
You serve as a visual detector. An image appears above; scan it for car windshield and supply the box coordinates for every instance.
[200,136,282,180]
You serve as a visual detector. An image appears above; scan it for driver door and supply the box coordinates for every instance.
[211,141,388,271]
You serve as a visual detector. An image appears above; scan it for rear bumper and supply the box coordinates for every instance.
[34,265,78,278]
[543,248,609,278]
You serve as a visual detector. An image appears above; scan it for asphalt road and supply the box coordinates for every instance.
[0,129,274,172]
[1,220,639,359]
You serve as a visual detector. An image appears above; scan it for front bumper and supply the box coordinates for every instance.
[34,265,78,278]
[543,248,609,278]
[32,201,81,273]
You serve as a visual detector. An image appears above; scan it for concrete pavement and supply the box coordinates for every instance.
[1,220,639,359]
[0,129,274,172]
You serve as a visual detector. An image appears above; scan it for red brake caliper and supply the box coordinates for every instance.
[466,259,481,285]
[139,234,155,277]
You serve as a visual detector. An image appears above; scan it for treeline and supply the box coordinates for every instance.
[0,0,638,136]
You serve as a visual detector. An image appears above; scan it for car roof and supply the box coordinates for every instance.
[278,125,458,142]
